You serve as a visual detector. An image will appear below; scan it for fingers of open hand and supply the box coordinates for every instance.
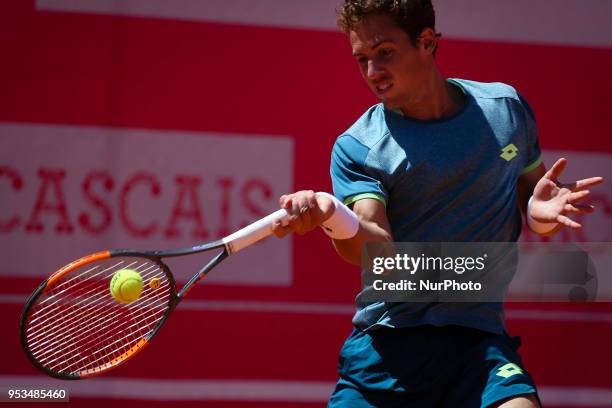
[551,190,593,227]
[560,176,604,192]
[538,189,594,230]
[544,157,567,181]
[564,203,595,214]
[557,214,582,229]
[567,190,590,203]
[537,161,603,230]
[533,178,557,200]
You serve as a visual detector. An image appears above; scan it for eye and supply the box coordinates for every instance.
[356,56,368,67]
[379,48,394,58]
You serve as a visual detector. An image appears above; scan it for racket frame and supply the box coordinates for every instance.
[20,242,228,380]
[20,207,290,379]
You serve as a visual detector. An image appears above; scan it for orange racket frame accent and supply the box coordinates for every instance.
[21,250,174,380]
[46,251,111,288]
[79,338,149,378]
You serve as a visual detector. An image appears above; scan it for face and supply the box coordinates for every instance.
[349,13,432,110]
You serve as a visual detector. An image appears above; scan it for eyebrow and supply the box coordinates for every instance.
[352,38,395,57]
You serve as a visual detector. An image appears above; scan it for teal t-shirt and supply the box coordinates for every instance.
[330,79,542,334]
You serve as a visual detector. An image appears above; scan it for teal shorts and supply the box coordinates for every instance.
[329,325,538,408]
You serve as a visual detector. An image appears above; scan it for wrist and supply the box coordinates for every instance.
[315,192,359,240]
[527,196,559,235]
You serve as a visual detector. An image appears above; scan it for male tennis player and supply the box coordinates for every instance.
[272,1,603,407]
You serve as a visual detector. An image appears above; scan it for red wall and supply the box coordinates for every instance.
[1,1,611,406]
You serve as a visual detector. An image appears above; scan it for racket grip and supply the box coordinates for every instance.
[222,208,289,254]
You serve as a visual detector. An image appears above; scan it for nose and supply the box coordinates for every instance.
[366,60,384,80]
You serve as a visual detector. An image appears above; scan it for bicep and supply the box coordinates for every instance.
[351,198,392,239]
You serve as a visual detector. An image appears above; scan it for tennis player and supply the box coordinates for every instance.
[272,1,604,407]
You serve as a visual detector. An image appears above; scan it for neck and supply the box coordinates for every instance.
[398,68,464,121]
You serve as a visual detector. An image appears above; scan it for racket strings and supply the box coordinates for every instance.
[24,257,172,375]
[32,267,168,367]
[55,304,168,373]
[50,301,168,372]
[31,264,169,372]
[35,260,132,307]
[29,260,146,324]
[27,263,160,343]
[30,281,168,363]
[26,262,158,347]
[45,282,169,364]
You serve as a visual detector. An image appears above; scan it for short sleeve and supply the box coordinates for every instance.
[518,94,542,174]
[330,135,387,206]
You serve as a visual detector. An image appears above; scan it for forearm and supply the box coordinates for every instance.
[518,163,560,235]
[271,193,392,266]
[517,178,531,218]
[526,196,563,236]
[518,183,561,236]
[332,217,392,266]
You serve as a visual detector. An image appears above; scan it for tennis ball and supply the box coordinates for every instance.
[110,269,144,304]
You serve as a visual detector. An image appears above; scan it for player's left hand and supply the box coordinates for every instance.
[530,158,604,228]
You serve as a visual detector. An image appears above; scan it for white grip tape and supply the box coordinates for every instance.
[527,196,559,234]
[221,208,289,254]
[316,192,360,240]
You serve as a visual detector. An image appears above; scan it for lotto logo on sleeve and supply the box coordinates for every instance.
[496,363,524,378]
[500,144,519,161]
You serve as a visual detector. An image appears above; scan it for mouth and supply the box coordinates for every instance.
[374,82,393,94]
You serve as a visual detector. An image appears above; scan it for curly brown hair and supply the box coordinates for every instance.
[337,0,439,48]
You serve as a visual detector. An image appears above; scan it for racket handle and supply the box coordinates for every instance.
[222,208,289,254]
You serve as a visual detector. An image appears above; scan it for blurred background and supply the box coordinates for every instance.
[1,0,611,406]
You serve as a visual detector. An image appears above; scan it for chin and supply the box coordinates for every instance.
[380,98,401,111]
[379,91,409,112]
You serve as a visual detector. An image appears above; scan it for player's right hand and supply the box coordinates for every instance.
[272,190,335,238]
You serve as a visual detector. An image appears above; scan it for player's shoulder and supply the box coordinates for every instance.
[451,78,522,102]
[452,78,535,120]
[336,103,389,151]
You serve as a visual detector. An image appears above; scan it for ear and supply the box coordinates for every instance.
[418,27,438,54]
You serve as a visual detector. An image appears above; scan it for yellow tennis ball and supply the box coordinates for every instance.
[110,269,144,304]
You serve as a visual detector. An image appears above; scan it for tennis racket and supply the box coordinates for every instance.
[20,207,291,380]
